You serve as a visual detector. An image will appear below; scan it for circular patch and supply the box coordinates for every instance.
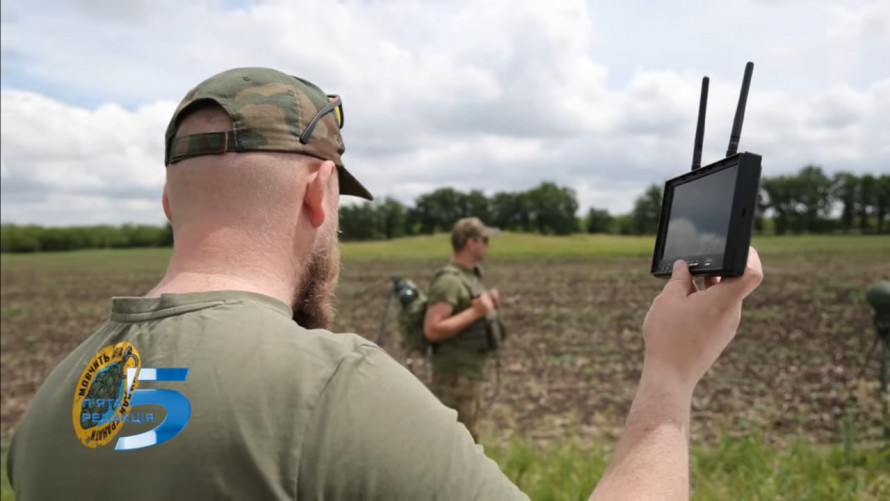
[71,342,141,448]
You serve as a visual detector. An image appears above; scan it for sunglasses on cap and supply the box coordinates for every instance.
[300,95,344,144]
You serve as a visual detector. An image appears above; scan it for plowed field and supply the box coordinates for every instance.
[2,238,888,445]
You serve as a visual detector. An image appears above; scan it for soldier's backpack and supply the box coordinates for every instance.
[391,276,432,354]
[391,266,469,354]
[392,266,504,355]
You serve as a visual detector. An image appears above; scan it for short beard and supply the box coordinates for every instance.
[292,231,340,330]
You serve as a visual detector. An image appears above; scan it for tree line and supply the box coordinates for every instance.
[0,224,173,253]
[760,167,890,234]
[340,168,889,240]
[1,167,887,252]
[340,182,581,240]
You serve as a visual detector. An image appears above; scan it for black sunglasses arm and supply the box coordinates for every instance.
[299,96,342,144]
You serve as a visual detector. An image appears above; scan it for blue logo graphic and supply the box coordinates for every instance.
[113,367,191,451]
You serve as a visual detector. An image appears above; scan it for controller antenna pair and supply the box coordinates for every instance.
[691,62,754,171]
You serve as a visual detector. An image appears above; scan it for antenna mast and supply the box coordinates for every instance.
[726,61,754,157]
[691,76,709,170]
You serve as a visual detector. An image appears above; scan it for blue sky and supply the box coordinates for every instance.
[2,0,888,225]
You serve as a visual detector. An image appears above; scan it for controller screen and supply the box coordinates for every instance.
[662,165,737,261]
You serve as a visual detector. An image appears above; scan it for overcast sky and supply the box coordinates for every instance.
[2,0,888,226]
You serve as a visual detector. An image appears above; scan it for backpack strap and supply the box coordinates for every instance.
[433,264,501,353]
[434,264,480,299]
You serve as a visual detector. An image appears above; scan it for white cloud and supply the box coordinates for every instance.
[827,0,890,41]
[1,0,888,225]
[1,91,175,224]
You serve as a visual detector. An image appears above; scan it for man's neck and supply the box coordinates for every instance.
[147,232,302,308]
[147,271,295,305]
[451,252,477,270]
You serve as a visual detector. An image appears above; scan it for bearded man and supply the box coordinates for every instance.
[7,67,764,501]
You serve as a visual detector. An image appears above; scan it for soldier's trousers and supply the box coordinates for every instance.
[430,371,483,442]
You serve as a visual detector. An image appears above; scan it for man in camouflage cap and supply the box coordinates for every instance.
[8,67,522,499]
[423,216,504,441]
[8,66,767,500]
[165,67,373,201]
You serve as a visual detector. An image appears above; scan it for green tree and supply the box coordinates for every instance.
[490,192,531,232]
[614,214,636,235]
[122,224,168,248]
[412,187,467,234]
[462,190,492,223]
[525,182,579,235]
[858,174,877,232]
[90,225,129,248]
[585,208,613,234]
[340,202,381,241]
[161,222,174,247]
[0,224,42,252]
[377,197,408,239]
[832,172,859,232]
[630,184,663,235]
[795,165,833,232]
[876,174,890,233]
[754,188,769,233]
[761,176,794,235]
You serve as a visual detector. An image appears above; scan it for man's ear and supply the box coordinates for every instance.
[304,160,336,228]
[162,185,172,223]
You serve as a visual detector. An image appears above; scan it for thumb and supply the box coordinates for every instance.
[708,247,764,303]
[663,260,695,296]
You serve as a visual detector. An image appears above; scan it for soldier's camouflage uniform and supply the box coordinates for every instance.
[428,218,504,442]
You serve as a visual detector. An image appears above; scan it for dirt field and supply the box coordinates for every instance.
[2,242,888,446]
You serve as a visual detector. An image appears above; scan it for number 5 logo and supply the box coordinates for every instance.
[114,367,191,451]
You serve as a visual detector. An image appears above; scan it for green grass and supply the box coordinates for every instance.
[3,435,885,500]
[690,436,890,500]
[482,434,889,500]
[1,233,885,265]
[0,247,172,271]
[341,232,890,260]
[341,232,660,260]
[486,437,609,500]
[1,441,10,501]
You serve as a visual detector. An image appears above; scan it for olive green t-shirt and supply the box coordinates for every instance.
[6,290,527,500]
[427,264,494,379]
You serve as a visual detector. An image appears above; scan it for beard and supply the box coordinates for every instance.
[292,224,341,330]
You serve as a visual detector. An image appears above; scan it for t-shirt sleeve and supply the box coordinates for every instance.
[297,344,529,500]
[427,273,467,308]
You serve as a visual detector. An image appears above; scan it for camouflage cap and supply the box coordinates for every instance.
[451,217,500,249]
[164,67,373,200]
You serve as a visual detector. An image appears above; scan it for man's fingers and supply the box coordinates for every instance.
[664,260,696,296]
[709,247,764,301]
[704,276,721,289]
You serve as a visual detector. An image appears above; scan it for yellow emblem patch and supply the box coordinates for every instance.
[71,342,141,448]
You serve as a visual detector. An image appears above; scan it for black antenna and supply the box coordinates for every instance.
[691,76,709,170]
[726,61,754,157]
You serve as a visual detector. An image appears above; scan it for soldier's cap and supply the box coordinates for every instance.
[164,67,373,201]
[451,217,501,248]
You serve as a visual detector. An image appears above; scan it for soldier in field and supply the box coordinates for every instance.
[423,217,505,441]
